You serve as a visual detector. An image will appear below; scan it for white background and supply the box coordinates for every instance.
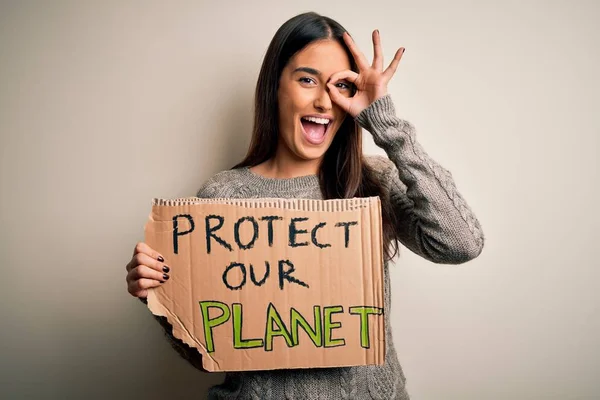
[1,0,598,398]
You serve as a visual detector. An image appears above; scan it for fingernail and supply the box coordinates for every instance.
[157,256,164,262]
[163,265,170,273]
[376,29,380,35]
[160,280,165,284]
[163,273,170,280]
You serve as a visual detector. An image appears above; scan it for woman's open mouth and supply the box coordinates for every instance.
[300,116,332,145]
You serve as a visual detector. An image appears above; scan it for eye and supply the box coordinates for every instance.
[336,82,351,90]
[299,77,316,85]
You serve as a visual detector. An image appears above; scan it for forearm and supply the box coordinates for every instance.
[356,94,485,264]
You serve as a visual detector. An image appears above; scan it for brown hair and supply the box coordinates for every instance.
[233,12,400,262]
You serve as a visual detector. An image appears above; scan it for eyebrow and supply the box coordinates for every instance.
[292,66,321,76]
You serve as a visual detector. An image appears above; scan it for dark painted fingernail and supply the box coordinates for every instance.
[163,265,170,273]
[163,273,169,280]
[160,280,165,284]
[157,256,164,262]
[376,29,379,35]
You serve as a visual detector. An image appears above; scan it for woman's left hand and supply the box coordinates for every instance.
[327,30,405,118]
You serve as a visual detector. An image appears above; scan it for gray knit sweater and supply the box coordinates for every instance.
[149,94,485,399]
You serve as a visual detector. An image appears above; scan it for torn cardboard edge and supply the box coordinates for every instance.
[145,196,385,372]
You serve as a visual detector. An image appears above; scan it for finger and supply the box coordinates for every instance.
[328,69,359,97]
[131,252,170,274]
[128,278,162,298]
[343,31,370,71]
[327,70,359,111]
[129,264,169,283]
[383,47,405,81]
[372,29,383,71]
[125,258,134,272]
[132,241,165,261]
[329,69,359,85]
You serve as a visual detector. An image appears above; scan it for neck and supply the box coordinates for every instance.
[253,146,321,179]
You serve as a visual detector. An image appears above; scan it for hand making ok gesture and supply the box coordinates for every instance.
[327,30,405,118]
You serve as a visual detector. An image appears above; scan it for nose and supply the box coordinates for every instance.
[314,85,333,111]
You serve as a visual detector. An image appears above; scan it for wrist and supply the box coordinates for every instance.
[354,94,396,131]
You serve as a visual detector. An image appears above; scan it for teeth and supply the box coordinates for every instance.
[302,116,330,125]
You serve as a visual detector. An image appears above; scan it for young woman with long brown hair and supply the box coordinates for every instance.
[125,11,484,399]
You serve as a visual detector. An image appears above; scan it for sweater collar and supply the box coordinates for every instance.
[239,166,320,192]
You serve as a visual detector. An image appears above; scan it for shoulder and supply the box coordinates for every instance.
[195,167,249,198]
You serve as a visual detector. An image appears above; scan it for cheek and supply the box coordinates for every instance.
[287,85,314,109]
[278,92,300,122]
[276,95,298,145]
[278,89,309,130]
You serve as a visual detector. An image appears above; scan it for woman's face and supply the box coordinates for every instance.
[276,39,353,163]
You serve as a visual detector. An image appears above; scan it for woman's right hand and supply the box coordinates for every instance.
[125,242,170,299]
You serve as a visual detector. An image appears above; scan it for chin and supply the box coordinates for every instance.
[294,148,327,161]
[292,137,334,162]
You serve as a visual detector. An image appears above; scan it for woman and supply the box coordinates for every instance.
[125,11,484,400]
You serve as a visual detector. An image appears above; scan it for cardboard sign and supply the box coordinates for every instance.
[145,196,385,372]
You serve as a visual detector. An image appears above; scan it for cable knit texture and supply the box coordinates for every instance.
[147,94,485,399]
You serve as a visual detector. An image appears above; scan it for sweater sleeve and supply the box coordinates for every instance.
[139,176,223,372]
[355,94,485,264]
